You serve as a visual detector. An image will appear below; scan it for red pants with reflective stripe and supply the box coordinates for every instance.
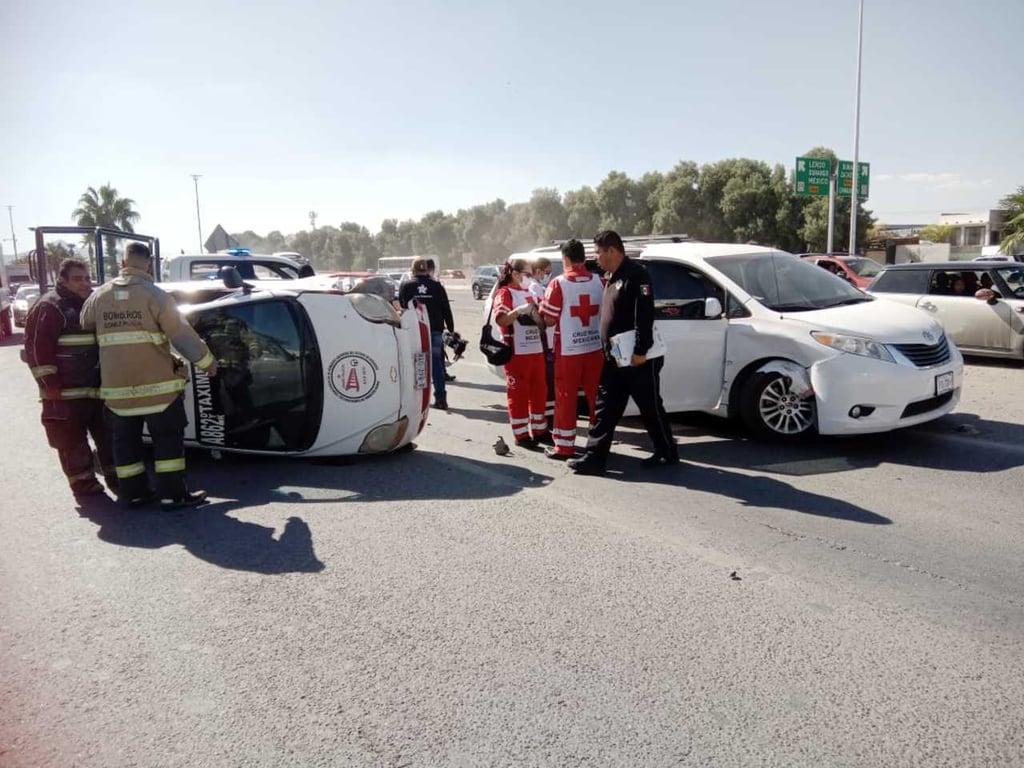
[551,349,604,456]
[504,353,549,441]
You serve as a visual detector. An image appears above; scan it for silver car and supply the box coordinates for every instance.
[869,262,1024,360]
[12,285,40,327]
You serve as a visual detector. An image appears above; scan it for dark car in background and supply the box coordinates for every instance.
[471,265,500,300]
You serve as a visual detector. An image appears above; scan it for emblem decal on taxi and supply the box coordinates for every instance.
[328,352,380,402]
[922,330,935,343]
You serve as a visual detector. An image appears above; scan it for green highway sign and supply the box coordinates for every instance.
[794,156,832,196]
[837,160,870,198]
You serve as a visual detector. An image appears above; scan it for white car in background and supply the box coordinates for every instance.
[163,272,431,456]
[12,285,40,327]
[487,243,964,439]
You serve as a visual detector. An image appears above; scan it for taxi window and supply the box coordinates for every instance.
[191,299,322,452]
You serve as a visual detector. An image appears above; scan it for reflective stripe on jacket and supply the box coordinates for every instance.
[81,267,215,416]
[23,286,102,399]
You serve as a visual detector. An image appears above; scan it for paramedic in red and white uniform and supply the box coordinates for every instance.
[538,238,605,460]
[493,259,553,449]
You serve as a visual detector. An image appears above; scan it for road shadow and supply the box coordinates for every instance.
[961,355,1024,369]
[76,448,551,572]
[447,405,513,428]
[605,412,1024,477]
[611,459,890,525]
[77,498,324,574]
[447,379,507,394]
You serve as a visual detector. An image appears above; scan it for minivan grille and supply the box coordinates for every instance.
[892,335,951,368]
[901,392,954,419]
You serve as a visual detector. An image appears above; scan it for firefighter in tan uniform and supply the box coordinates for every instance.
[81,242,218,509]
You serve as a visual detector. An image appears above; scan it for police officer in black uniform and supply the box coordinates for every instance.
[398,257,455,410]
[568,231,678,476]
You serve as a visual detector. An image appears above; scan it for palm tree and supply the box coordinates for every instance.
[999,187,1024,256]
[72,184,141,278]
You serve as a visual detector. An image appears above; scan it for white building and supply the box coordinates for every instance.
[937,210,1005,256]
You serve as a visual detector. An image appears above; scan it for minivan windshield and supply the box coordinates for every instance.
[707,252,871,311]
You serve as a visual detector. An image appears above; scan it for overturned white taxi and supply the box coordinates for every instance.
[164,273,431,456]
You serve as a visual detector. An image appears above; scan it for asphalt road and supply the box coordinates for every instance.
[2,292,1023,767]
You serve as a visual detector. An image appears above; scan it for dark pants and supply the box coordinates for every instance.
[431,331,447,403]
[582,357,677,465]
[106,396,188,502]
[41,399,115,494]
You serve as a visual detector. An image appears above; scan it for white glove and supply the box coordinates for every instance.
[514,303,535,315]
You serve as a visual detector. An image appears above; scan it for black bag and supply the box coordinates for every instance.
[479,303,513,366]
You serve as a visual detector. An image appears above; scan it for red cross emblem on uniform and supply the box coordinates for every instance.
[569,294,600,327]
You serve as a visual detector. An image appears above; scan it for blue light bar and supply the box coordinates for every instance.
[224,248,251,256]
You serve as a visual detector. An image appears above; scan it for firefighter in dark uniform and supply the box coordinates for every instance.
[23,258,117,497]
[568,231,678,476]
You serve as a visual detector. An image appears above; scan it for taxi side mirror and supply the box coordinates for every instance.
[220,266,251,294]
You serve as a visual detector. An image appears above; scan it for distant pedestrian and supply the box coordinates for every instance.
[493,259,552,449]
[568,231,677,475]
[539,239,605,460]
[81,242,219,509]
[399,257,454,410]
[23,258,116,497]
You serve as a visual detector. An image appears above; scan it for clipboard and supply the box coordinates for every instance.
[609,327,666,367]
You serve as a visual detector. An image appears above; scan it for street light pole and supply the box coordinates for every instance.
[6,206,18,260]
[190,174,203,253]
[848,0,864,255]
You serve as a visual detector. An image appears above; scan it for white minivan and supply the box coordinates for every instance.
[485,243,964,439]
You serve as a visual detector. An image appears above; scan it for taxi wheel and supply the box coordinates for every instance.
[740,371,816,440]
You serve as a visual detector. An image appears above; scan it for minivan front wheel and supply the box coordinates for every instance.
[740,371,816,439]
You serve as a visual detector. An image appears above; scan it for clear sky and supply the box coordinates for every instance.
[2,0,1020,256]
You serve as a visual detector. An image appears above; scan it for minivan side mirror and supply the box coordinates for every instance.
[704,297,724,318]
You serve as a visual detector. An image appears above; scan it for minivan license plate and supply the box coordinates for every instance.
[414,353,428,390]
[935,371,954,396]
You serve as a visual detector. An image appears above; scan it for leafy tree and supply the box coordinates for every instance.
[525,188,570,246]
[918,224,956,244]
[564,186,601,239]
[418,210,459,259]
[596,171,650,234]
[44,241,74,284]
[718,160,779,244]
[71,184,141,278]
[265,230,288,252]
[998,187,1024,255]
[772,164,807,252]
[651,162,700,236]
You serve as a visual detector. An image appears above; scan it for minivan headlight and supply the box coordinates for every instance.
[811,331,895,363]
